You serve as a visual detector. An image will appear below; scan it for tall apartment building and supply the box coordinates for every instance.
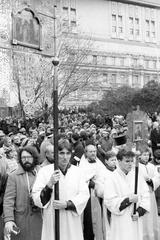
[0,0,160,109]
[64,0,160,106]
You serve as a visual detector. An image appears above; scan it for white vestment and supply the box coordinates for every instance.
[79,155,109,240]
[32,164,89,240]
[139,162,160,240]
[79,154,107,189]
[104,167,150,240]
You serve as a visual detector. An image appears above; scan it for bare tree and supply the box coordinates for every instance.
[12,53,53,116]
[12,34,94,116]
[57,34,94,104]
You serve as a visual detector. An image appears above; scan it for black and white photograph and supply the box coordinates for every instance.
[0,1,160,240]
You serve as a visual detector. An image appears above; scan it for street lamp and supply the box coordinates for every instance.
[52,57,60,67]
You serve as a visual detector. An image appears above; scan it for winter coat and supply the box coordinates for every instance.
[3,164,42,240]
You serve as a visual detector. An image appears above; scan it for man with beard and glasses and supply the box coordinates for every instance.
[41,144,54,167]
[3,146,42,240]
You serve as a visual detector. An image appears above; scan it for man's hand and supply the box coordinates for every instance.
[129,194,138,203]
[5,221,17,235]
[53,200,67,209]
[47,170,60,189]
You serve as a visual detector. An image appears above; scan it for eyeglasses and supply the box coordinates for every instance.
[21,156,33,160]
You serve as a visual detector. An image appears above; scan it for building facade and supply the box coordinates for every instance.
[66,0,160,106]
[0,0,160,110]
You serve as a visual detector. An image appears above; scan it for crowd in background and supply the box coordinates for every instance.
[0,109,160,239]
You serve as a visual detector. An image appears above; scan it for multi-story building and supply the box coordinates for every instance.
[64,0,160,106]
[0,0,160,110]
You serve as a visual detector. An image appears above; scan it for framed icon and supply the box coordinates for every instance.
[12,7,42,50]
[133,121,143,142]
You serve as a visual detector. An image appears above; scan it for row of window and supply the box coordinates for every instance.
[112,13,156,41]
[102,73,157,87]
[68,72,157,101]
[56,0,77,30]
[90,55,157,69]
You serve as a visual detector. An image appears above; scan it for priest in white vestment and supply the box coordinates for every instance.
[138,145,160,240]
[79,143,107,240]
[104,148,150,240]
[32,139,89,240]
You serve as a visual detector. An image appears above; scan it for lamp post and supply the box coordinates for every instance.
[52,3,60,240]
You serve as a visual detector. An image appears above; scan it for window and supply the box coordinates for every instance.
[152,60,157,69]
[135,29,140,36]
[111,57,116,65]
[145,60,149,68]
[145,19,156,41]
[70,8,76,28]
[62,0,77,31]
[62,7,69,28]
[103,74,108,84]
[101,56,107,65]
[133,75,140,88]
[132,58,138,66]
[112,14,117,33]
[135,18,139,25]
[120,57,124,66]
[146,20,150,37]
[111,14,123,38]
[151,21,155,38]
[129,17,140,39]
[129,17,134,36]
[92,55,97,65]
[118,15,123,34]
[112,26,116,33]
[111,74,116,84]
[112,14,116,22]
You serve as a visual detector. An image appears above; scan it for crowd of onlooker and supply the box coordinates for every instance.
[0,109,160,239]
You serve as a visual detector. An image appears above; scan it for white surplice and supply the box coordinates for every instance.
[104,166,150,240]
[79,155,108,240]
[32,164,89,240]
[139,162,160,240]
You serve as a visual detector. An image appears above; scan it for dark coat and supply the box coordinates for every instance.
[150,128,160,154]
[3,165,42,240]
[71,140,84,165]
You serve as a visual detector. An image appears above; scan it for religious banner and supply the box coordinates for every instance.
[12,7,42,50]
[126,106,149,146]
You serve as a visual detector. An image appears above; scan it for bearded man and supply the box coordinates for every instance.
[3,146,42,240]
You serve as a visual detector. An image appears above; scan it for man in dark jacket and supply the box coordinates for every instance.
[70,133,84,166]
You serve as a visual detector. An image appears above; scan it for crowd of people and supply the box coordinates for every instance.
[0,110,160,240]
